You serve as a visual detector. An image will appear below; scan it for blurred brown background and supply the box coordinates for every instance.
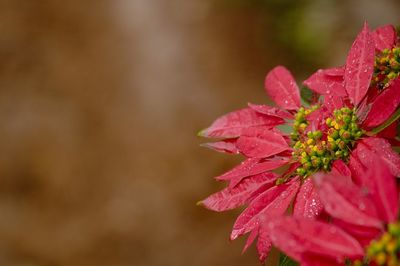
[0,1,398,265]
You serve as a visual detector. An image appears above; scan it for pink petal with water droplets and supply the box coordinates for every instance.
[201,139,239,154]
[344,22,375,106]
[355,137,400,177]
[293,179,323,219]
[230,179,300,240]
[228,160,288,188]
[216,158,259,181]
[349,153,367,187]
[372,24,397,51]
[201,173,277,212]
[242,227,258,254]
[215,157,289,188]
[333,218,382,247]
[264,66,301,110]
[363,79,400,128]
[324,93,345,113]
[314,172,382,229]
[236,127,289,158]
[324,66,345,76]
[238,172,280,199]
[304,69,346,96]
[332,160,352,178]
[256,227,272,262]
[248,103,294,119]
[300,253,350,266]
[267,217,364,262]
[199,108,284,138]
[363,154,399,223]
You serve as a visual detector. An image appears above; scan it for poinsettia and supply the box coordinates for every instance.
[199,22,400,262]
[266,153,400,266]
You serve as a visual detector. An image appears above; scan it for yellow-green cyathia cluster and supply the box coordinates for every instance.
[357,222,400,266]
[291,107,363,178]
[290,105,320,142]
[325,107,363,160]
[373,46,400,89]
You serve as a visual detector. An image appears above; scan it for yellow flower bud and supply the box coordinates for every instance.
[375,252,387,265]
[334,123,340,130]
[386,240,397,253]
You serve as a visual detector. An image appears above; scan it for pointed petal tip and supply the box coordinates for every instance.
[197,129,207,137]
[200,108,285,138]
[236,128,289,158]
[230,229,241,241]
[372,24,397,51]
[265,66,301,110]
[345,20,375,106]
[363,21,370,30]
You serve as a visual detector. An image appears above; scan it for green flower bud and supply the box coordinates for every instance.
[388,71,397,80]
[296,168,306,175]
[338,141,346,149]
[326,117,332,126]
[331,130,339,139]
[342,131,351,139]
[388,223,400,236]
[355,131,363,138]
[303,162,312,170]
[313,130,322,139]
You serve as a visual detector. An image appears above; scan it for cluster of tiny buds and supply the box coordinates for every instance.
[353,222,400,266]
[291,107,363,178]
[325,107,363,159]
[373,46,400,89]
[291,105,320,141]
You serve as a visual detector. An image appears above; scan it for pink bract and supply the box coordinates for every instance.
[199,22,400,262]
[266,154,398,265]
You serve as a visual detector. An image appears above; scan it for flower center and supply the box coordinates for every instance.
[290,106,363,178]
[353,222,400,266]
[373,46,400,89]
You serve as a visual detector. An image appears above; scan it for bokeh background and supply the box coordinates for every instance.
[0,1,399,265]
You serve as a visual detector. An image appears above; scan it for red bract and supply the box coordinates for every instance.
[236,127,289,158]
[344,22,375,107]
[264,65,301,110]
[198,107,284,138]
[305,23,400,132]
[362,79,400,128]
[267,216,364,264]
[372,24,397,51]
[266,154,399,265]
[199,23,400,262]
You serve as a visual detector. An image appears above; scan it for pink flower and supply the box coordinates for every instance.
[266,153,399,266]
[304,24,400,131]
[199,23,400,261]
